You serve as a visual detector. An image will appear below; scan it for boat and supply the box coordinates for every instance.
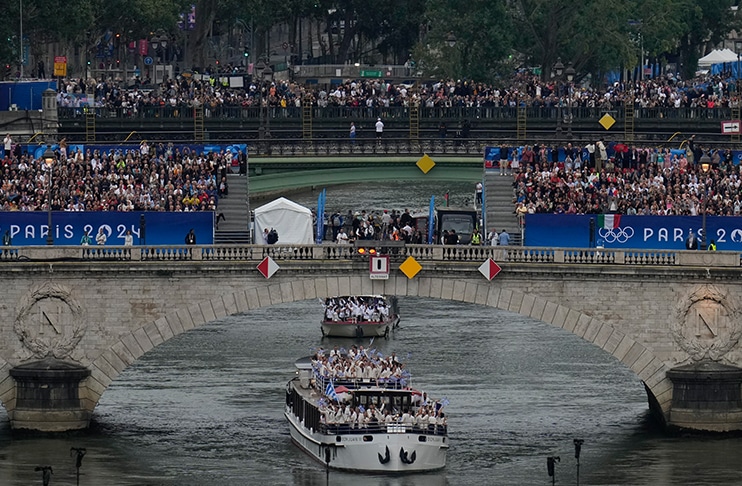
[285,351,449,473]
[321,295,400,338]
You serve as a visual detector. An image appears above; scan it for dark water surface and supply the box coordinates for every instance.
[1,298,742,485]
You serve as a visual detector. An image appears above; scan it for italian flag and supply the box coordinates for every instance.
[597,214,621,229]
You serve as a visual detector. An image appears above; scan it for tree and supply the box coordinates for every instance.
[416,0,513,81]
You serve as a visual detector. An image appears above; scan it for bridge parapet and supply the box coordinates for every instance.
[1,244,739,267]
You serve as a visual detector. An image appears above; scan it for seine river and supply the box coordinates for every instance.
[2,298,742,485]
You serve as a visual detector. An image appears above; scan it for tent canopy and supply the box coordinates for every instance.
[699,48,740,67]
[253,197,314,245]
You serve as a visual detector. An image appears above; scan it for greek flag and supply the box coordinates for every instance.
[325,380,339,401]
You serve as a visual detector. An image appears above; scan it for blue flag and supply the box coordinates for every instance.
[325,380,339,401]
[427,195,435,244]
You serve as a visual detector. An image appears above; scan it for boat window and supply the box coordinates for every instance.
[418,436,427,442]
[363,435,374,442]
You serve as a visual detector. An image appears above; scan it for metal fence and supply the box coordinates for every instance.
[57,105,739,122]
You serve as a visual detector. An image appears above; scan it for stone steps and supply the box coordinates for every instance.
[484,170,522,245]
[214,174,251,242]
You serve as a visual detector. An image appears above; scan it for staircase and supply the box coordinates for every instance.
[214,173,251,244]
[484,170,522,245]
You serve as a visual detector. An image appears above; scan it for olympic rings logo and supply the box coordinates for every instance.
[598,226,634,243]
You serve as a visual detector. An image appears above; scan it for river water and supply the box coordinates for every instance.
[2,298,742,485]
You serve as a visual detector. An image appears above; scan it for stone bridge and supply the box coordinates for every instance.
[1,244,742,433]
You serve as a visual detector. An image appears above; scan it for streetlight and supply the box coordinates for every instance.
[552,58,575,139]
[70,447,86,486]
[445,31,457,48]
[546,456,560,486]
[700,153,711,250]
[43,146,55,245]
[256,59,266,145]
[574,439,584,486]
[262,64,273,141]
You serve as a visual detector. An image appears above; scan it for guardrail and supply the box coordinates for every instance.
[0,244,739,267]
[57,105,738,122]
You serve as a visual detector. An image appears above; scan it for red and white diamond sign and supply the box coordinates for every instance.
[256,256,280,279]
[478,258,502,280]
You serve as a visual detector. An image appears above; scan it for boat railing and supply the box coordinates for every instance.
[315,372,410,393]
[318,422,447,436]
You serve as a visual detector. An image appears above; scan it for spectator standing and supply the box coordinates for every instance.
[3,134,11,158]
[375,117,384,145]
[80,230,92,246]
[185,229,197,245]
[475,182,483,207]
[488,229,498,246]
[498,229,510,246]
[124,230,134,246]
[350,122,356,143]
[95,228,107,245]
[685,229,698,250]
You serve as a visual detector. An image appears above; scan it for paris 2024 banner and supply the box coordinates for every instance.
[525,214,742,250]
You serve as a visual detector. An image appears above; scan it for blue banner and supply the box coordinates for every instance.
[316,188,326,244]
[525,214,742,250]
[427,195,435,244]
[0,211,214,246]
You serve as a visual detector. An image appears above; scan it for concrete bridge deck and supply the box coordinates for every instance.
[2,244,742,433]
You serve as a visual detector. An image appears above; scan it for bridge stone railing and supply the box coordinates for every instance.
[1,244,740,267]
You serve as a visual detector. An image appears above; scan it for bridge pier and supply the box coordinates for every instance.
[8,358,91,432]
[666,362,742,433]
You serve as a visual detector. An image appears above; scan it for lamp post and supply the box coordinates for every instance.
[262,64,273,140]
[256,59,266,146]
[552,58,575,140]
[43,146,55,245]
[150,35,160,83]
[700,153,711,250]
[574,439,584,486]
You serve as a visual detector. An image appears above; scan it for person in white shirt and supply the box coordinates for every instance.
[375,117,384,144]
[336,228,349,244]
[3,134,12,158]
[95,228,107,245]
[124,230,134,246]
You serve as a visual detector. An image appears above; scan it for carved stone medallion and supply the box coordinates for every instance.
[673,285,741,362]
[14,283,86,359]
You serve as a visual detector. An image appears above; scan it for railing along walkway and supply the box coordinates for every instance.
[0,244,737,267]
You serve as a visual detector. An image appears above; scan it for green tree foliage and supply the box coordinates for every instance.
[417,0,512,81]
[2,0,740,83]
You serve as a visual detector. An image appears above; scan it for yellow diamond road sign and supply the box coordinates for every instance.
[598,113,616,130]
[399,256,422,279]
[416,154,436,174]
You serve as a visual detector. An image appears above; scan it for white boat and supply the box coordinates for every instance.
[321,295,400,338]
[285,354,449,473]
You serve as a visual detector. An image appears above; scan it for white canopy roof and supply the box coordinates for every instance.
[254,197,314,245]
[698,49,739,67]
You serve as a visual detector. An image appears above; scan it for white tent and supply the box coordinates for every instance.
[254,197,314,245]
[698,49,739,67]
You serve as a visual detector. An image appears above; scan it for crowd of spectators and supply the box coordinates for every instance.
[508,142,739,219]
[0,139,231,214]
[54,68,740,117]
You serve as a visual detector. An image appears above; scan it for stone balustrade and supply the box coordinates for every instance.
[1,244,739,267]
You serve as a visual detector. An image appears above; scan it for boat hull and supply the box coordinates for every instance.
[321,316,400,338]
[285,409,448,473]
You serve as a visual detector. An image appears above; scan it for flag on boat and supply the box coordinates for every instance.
[325,380,339,401]
[597,214,621,229]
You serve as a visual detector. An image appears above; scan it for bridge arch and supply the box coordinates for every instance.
[86,275,671,423]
